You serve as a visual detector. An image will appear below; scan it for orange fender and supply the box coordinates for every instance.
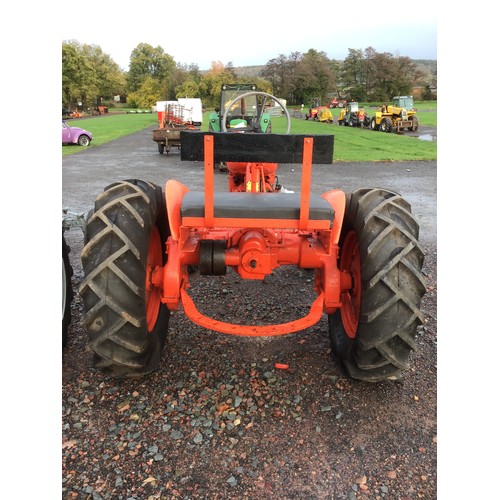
[165,179,189,241]
[321,189,346,244]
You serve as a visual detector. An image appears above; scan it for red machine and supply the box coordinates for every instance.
[152,101,199,154]
[80,92,425,382]
[328,97,347,108]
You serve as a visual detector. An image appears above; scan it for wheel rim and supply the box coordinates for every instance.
[339,230,361,339]
[146,225,163,332]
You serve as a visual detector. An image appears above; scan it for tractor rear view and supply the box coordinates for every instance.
[208,83,273,133]
[370,96,419,133]
[338,102,370,127]
[79,89,426,383]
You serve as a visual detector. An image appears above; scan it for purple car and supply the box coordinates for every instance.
[62,121,93,146]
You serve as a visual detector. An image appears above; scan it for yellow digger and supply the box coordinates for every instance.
[370,96,419,133]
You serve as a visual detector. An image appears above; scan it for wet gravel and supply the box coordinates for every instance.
[61,126,438,499]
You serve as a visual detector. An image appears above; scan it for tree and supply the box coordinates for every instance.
[62,41,86,108]
[339,47,425,101]
[226,62,237,78]
[62,40,100,109]
[175,80,201,99]
[127,43,176,93]
[81,44,126,103]
[173,64,203,99]
[261,51,324,105]
[126,76,163,108]
[339,48,366,101]
[292,49,336,105]
[422,61,437,99]
[199,70,236,109]
[62,40,127,109]
[261,54,289,97]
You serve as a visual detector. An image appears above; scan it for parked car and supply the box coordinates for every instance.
[62,121,93,146]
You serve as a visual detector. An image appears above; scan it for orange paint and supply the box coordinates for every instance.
[158,135,351,336]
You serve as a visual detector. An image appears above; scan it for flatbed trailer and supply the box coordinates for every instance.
[153,125,190,154]
[153,99,203,154]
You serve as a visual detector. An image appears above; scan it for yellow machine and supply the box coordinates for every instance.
[370,96,419,133]
[316,106,334,123]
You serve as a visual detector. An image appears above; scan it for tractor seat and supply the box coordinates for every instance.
[181,191,334,227]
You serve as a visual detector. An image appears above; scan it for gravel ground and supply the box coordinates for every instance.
[61,126,438,499]
[62,242,437,500]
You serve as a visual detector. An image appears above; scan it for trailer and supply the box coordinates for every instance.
[153,98,203,154]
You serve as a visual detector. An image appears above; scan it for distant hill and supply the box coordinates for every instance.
[231,60,436,81]
[233,65,266,77]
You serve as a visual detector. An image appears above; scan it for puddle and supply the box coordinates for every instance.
[418,134,434,141]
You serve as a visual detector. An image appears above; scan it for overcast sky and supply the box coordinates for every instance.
[61,0,437,71]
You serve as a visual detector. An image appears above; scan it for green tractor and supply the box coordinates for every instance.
[370,96,419,133]
[208,83,289,171]
[337,102,371,127]
[208,83,274,133]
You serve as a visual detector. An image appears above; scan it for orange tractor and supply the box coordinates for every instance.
[305,98,334,122]
[79,91,426,382]
[92,105,108,116]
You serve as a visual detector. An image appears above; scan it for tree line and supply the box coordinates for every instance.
[62,40,436,111]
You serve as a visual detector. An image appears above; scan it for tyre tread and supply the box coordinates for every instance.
[329,188,426,382]
[79,180,169,378]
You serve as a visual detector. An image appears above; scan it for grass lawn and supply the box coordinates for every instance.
[62,101,437,162]
[62,114,157,157]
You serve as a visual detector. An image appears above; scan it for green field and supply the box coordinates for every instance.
[62,114,157,157]
[62,101,437,162]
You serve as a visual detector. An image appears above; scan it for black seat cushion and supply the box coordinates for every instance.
[181,192,334,223]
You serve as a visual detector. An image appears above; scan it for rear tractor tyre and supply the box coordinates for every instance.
[329,188,426,382]
[62,235,73,349]
[80,179,170,378]
[158,143,165,154]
